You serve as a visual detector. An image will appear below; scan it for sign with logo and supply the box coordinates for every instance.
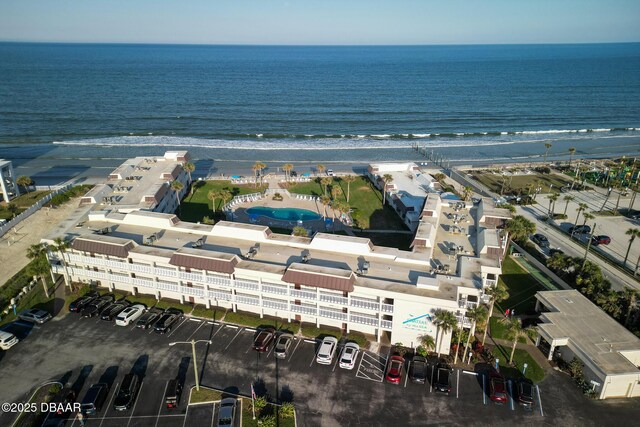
[401,313,435,334]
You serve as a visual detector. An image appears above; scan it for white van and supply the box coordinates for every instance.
[115,304,146,326]
[0,331,19,350]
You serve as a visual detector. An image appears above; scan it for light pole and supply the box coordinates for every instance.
[169,339,212,391]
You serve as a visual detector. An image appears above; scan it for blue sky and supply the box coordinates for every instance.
[1,0,639,45]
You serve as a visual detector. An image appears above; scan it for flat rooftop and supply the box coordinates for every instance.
[537,290,640,375]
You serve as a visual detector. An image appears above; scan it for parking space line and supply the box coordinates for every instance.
[332,351,341,372]
[244,327,256,333]
[182,404,190,427]
[208,324,225,342]
[508,380,515,410]
[126,380,144,427]
[482,375,487,405]
[154,381,170,427]
[167,317,189,337]
[536,385,544,417]
[98,382,119,427]
[310,345,319,367]
[189,318,202,322]
[429,365,434,393]
[225,324,239,329]
[186,320,206,341]
[266,342,276,359]
[224,327,244,351]
[288,338,302,362]
[456,369,460,399]
[404,361,410,387]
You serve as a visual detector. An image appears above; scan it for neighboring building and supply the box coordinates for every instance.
[0,159,20,202]
[44,153,506,352]
[535,290,640,399]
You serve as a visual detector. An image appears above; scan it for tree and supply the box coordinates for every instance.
[581,212,595,230]
[417,334,435,353]
[433,309,458,358]
[183,162,195,193]
[331,186,343,201]
[462,186,473,201]
[342,175,356,202]
[207,190,219,213]
[501,317,537,364]
[320,177,332,197]
[613,187,627,215]
[482,282,509,346]
[381,174,393,205]
[463,305,488,364]
[219,189,232,208]
[622,287,638,327]
[51,237,71,287]
[16,176,33,194]
[600,185,614,212]
[572,203,588,235]
[562,195,574,217]
[7,203,18,218]
[252,161,266,187]
[292,226,308,237]
[568,147,576,167]
[282,163,294,181]
[434,173,446,182]
[170,180,184,214]
[623,228,640,266]
[546,192,559,216]
[504,215,536,248]
[543,142,552,163]
[596,290,622,319]
[27,243,51,298]
[319,195,331,219]
[316,164,326,176]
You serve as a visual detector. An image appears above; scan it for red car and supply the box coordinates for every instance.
[385,356,405,384]
[489,373,508,404]
[591,235,611,246]
[252,327,276,352]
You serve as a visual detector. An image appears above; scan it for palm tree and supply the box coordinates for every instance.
[623,228,640,266]
[501,317,537,365]
[207,190,219,213]
[600,184,614,212]
[562,195,574,217]
[568,147,576,167]
[504,215,536,248]
[596,290,622,319]
[170,180,184,214]
[52,237,71,287]
[292,226,308,237]
[434,172,446,182]
[16,176,33,194]
[581,212,595,230]
[342,175,356,202]
[622,287,638,327]
[282,163,294,181]
[251,163,261,188]
[543,142,552,163]
[482,282,509,346]
[27,243,51,298]
[613,187,627,215]
[316,164,326,176]
[320,177,332,197]
[331,186,343,201]
[381,174,393,205]
[7,203,18,218]
[462,305,488,364]
[183,161,195,184]
[417,334,435,353]
[462,186,473,201]
[319,195,331,219]
[433,309,458,358]
[219,189,232,209]
[572,203,588,234]
[546,192,559,216]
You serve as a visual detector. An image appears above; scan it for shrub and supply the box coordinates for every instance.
[48,384,62,395]
[279,402,295,419]
[258,414,276,427]
[254,396,267,412]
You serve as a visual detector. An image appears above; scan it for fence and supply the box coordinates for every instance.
[449,168,495,198]
[0,185,71,238]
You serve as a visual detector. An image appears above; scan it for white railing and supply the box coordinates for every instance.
[319,309,347,321]
[319,294,348,305]
[181,286,204,297]
[133,277,155,288]
[158,282,179,292]
[263,284,288,295]
[236,295,260,306]
[485,279,497,287]
[291,304,316,315]
[380,320,393,330]
[179,272,203,282]
[263,299,288,310]
[156,267,177,277]
[235,279,260,291]
[457,316,472,328]
[130,263,154,274]
[350,297,379,311]
[381,303,394,313]
[349,314,379,327]
[207,275,231,287]
[291,289,317,300]
[208,290,233,301]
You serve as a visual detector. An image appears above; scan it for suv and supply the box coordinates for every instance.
[18,308,52,324]
[517,378,535,409]
[101,300,131,321]
[339,343,360,370]
[489,373,508,404]
[115,304,146,326]
[69,291,100,313]
[217,398,237,427]
[531,233,550,248]
[274,333,294,359]
[136,307,163,329]
[591,235,611,246]
[81,295,115,318]
[153,308,183,334]
[0,331,19,350]
[80,383,109,415]
[316,336,338,365]
[253,327,276,352]
[434,363,452,394]
[113,373,140,411]
[409,356,428,384]
[164,379,182,409]
[569,224,591,235]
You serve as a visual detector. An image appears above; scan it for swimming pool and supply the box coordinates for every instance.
[246,206,321,221]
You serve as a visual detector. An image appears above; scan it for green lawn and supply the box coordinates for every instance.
[496,256,546,314]
[471,171,573,195]
[0,190,50,219]
[286,176,407,230]
[240,398,295,427]
[223,311,298,331]
[493,346,545,383]
[299,322,342,340]
[191,305,226,321]
[189,387,222,404]
[178,180,268,223]
[489,317,527,343]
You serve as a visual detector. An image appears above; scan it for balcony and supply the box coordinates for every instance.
[235,279,260,291]
[179,272,203,282]
[263,284,288,295]
[485,279,497,287]
[349,314,379,327]
[208,290,233,301]
[156,267,177,277]
[456,316,472,328]
[236,295,260,306]
[157,282,179,292]
[458,299,478,310]
[381,303,394,313]
[206,275,231,287]
[350,297,379,311]
[290,304,316,315]
[290,289,317,301]
[263,299,288,310]
[130,263,154,274]
[380,320,393,330]
[319,294,348,306]
[181,286,204,297]
[133,277,155,288]
[319,309,348,321]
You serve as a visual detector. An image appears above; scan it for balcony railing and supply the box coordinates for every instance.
[290,304,316,315]
[290,289,317,300]
[350,298,379,311]
[206,275,231,287]
[263,285,288,295]
[133,277,155,288]
[179,272,204,282]
[319,294,348,306]
[381,303,394,313]
[485,279,497,287]
[319,309,347,321]
[235,279,260,291]
[380,320,393,330]
[181,286,204,297]
[263,299,288,310]
[157,282,179,292]
[349,314,379,327]
[236,295,260,306]
[208,290,233,301]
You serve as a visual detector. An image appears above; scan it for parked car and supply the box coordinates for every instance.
[489,373,508,404]
[327,169,335,176]
[316,336,338,365]
[274,333,294,359]
[409,356,428,384]
[153,308,183,334]
[101,300,131,321]
[0,331,19,350]
[115,304,146,326]
[136,307,163,329]
[113,373,140,411]
[69,291,100,313]
[339,342,360,370]
[80,383,109,415]
[569,224,591,235]
[516,378,535,409]
[217,397,237,427]
[549,248,564,256]
[591,235,611,246]
[81,295,115,318]
[434,363,452,394]
[43,387,77,426]
[164,379,182,409]
[18,308,52,324]
[385,355,405,384]
[252,327,276,352]
[531,233,550,248]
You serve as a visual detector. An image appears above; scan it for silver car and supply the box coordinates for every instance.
[316,336,338,365]
[18,309,52,324]
[274,333,294,359]
[339,342,360,370]
[217,398,237,427]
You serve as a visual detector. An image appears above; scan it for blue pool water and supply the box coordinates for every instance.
[246,206,321,221]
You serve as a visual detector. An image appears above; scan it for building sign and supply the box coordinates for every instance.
[402,313,435,334]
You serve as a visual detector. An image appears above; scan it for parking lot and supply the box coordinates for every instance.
[1,311,640,426]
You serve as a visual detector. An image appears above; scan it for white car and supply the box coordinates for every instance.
[316,336,338,365]
[115,304,146,326]
[0,331,19,350]
[339,342,360,370]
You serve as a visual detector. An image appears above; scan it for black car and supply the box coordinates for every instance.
[164,379,182,409]
[81,295,115,318]
[113,373,140,411]
[153,308,183,334]
[136,307,163,329]
[409,356,428,384]
[531,233,550,248]
[42,387,77,426]
[434,363,452,394]
[100,300,131,321]
[517,378,535,409]
[69,291,100,313]
[569,224,591,235]
[80,383,109,415]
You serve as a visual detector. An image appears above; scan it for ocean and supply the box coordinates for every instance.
[1,43,639,183]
